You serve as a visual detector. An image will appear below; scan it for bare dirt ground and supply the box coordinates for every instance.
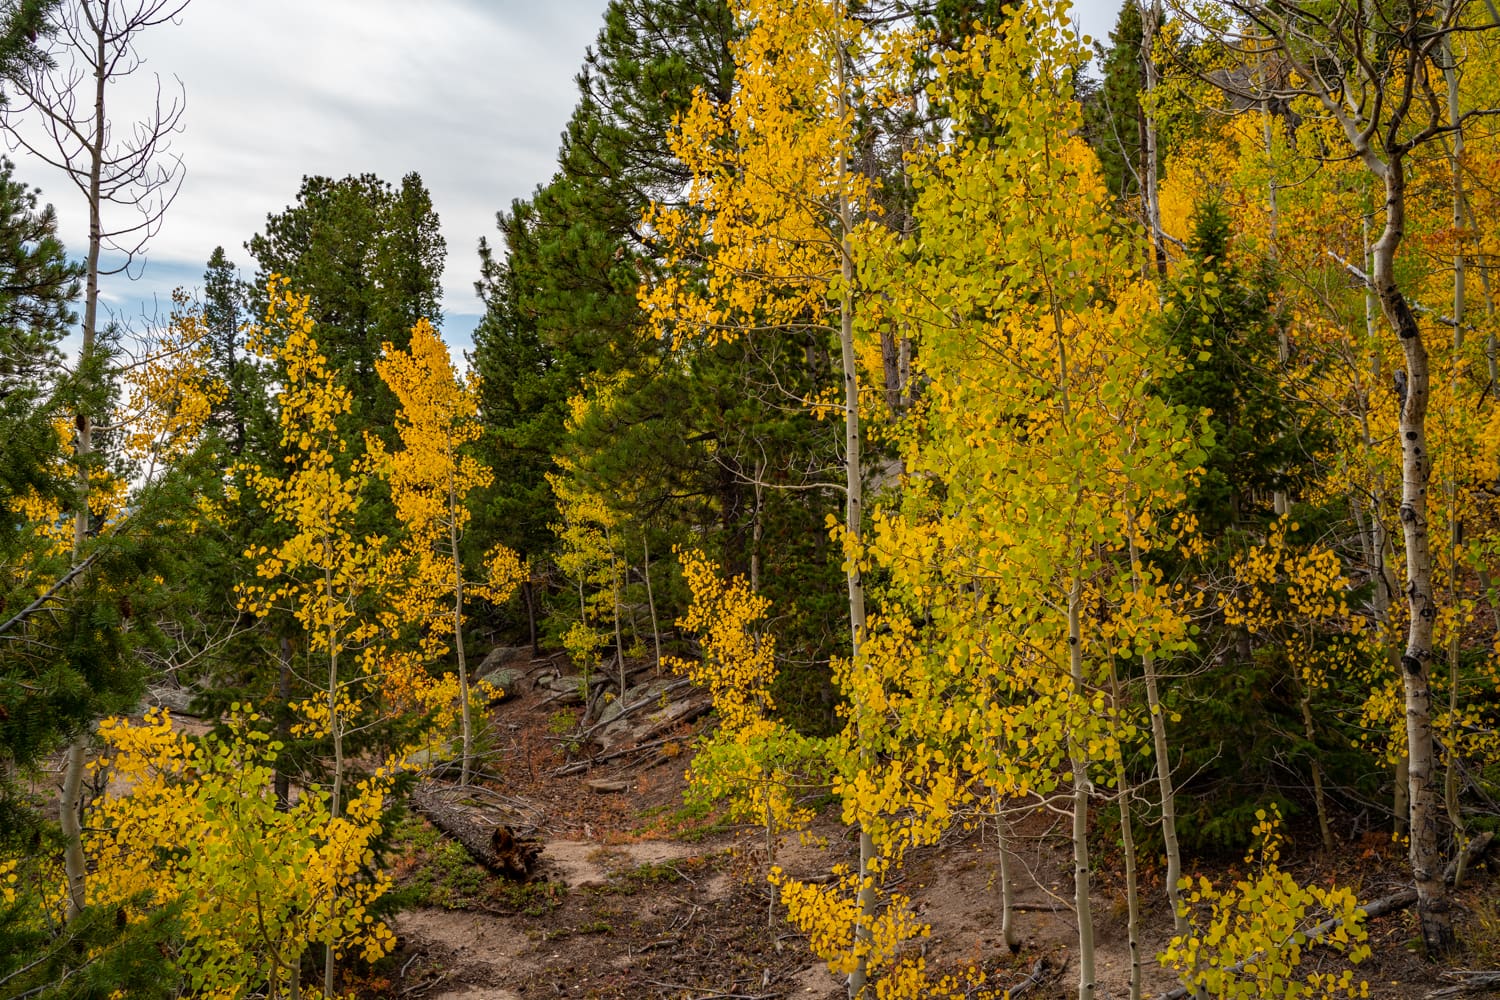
[364,658,1500,1000]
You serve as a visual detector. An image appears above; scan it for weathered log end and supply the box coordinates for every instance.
[490,824,543,880]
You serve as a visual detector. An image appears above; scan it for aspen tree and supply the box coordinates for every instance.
[548,381,628,701]
[854,6,1206,994]
[1159,806,1370,1000]
[372,318,523,785]
[84,708,398,999]
[236,279,389,996]
[643,2,891,988]
[667,551,825,927]
[1193,0,1499,949]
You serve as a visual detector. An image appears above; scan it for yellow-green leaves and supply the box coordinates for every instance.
[86,708,398,996]
[1160,807,1371,999]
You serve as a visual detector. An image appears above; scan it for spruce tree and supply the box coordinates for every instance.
[1083,0,1148,203]
[1159,199,1319,536]
[246,172,444,434]
[0,156,77,512]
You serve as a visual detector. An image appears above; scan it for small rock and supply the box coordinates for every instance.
[542,673,585,695]
[586,779,630,794]
[477,666,527,701]
[597,678,676,726]
[476,645,530,675]
[138,686,198,716]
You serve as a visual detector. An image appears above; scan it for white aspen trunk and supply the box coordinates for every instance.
[1109,663,1141,1000]
[832,13,874,996]
[1363,210,1411,835]
[60,10,112,922]
[1371,155,1454,952]
[1125,524,1188,938]
[643,533,662,668]
[324,531,344,999]
[751,464,764,595]
[1140,0,1165,279]
[1299,683,1334,852]
[451,467,472,786]
[1067,581,1096,1000]
[1261,80,1293,517]
[611,547,627,697]
[994,795,1019,952]
[275,636,293,809]
[765,792,777,929]
[840,158,877,1000]
[1351,489,1374,567]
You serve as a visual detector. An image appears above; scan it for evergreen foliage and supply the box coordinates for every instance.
[246,173,445,434]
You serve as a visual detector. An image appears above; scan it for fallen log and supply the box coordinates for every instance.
[409,783,541,880]
[1427,971,1500,998]
[632,697,712,744]
[1155,832,1494,1000]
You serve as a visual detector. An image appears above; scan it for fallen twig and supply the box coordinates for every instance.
[1004,956,1057,999]
[401,970,449,997]
[553,735,682,776]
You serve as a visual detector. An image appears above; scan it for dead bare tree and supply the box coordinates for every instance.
[0,0,187,920]
[1175,0,1499,955]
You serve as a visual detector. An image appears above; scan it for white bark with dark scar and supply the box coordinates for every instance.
[1371,155,1452,952]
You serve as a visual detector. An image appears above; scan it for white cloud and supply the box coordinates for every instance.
[10,0,612,352]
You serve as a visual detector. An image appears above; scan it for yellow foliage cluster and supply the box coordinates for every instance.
[548,379,627,672]
[668,550,824,844]
[85,708,398,997]
[1221,519,1369,692]
[236,279,384,662]
[1160,808,1371,1000]
[119,289,226,465]
[641,0,876,347]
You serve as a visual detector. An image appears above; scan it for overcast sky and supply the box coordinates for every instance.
[10,0,1123,357]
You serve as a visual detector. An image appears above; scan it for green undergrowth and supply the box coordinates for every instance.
[590,855,712,895]
[633,799,735,843]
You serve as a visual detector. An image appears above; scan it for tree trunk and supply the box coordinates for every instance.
[275,636,292,809]
[1140,0,1166,280]
[834,21,875,998]
[524,579,540,656]
[1110,662,1141,1000]
[451,477,473,786]
[1371,156,1453,954]
[995,798,1020,953]
[1128,524,1189,941]
[643,532,662,668]
[611,547,627,697]
[1068,580,1097,1000]
[1299,683,1334,853]
[59,11,113,924]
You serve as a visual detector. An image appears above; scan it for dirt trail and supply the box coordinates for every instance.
[379,660,1472,1000]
